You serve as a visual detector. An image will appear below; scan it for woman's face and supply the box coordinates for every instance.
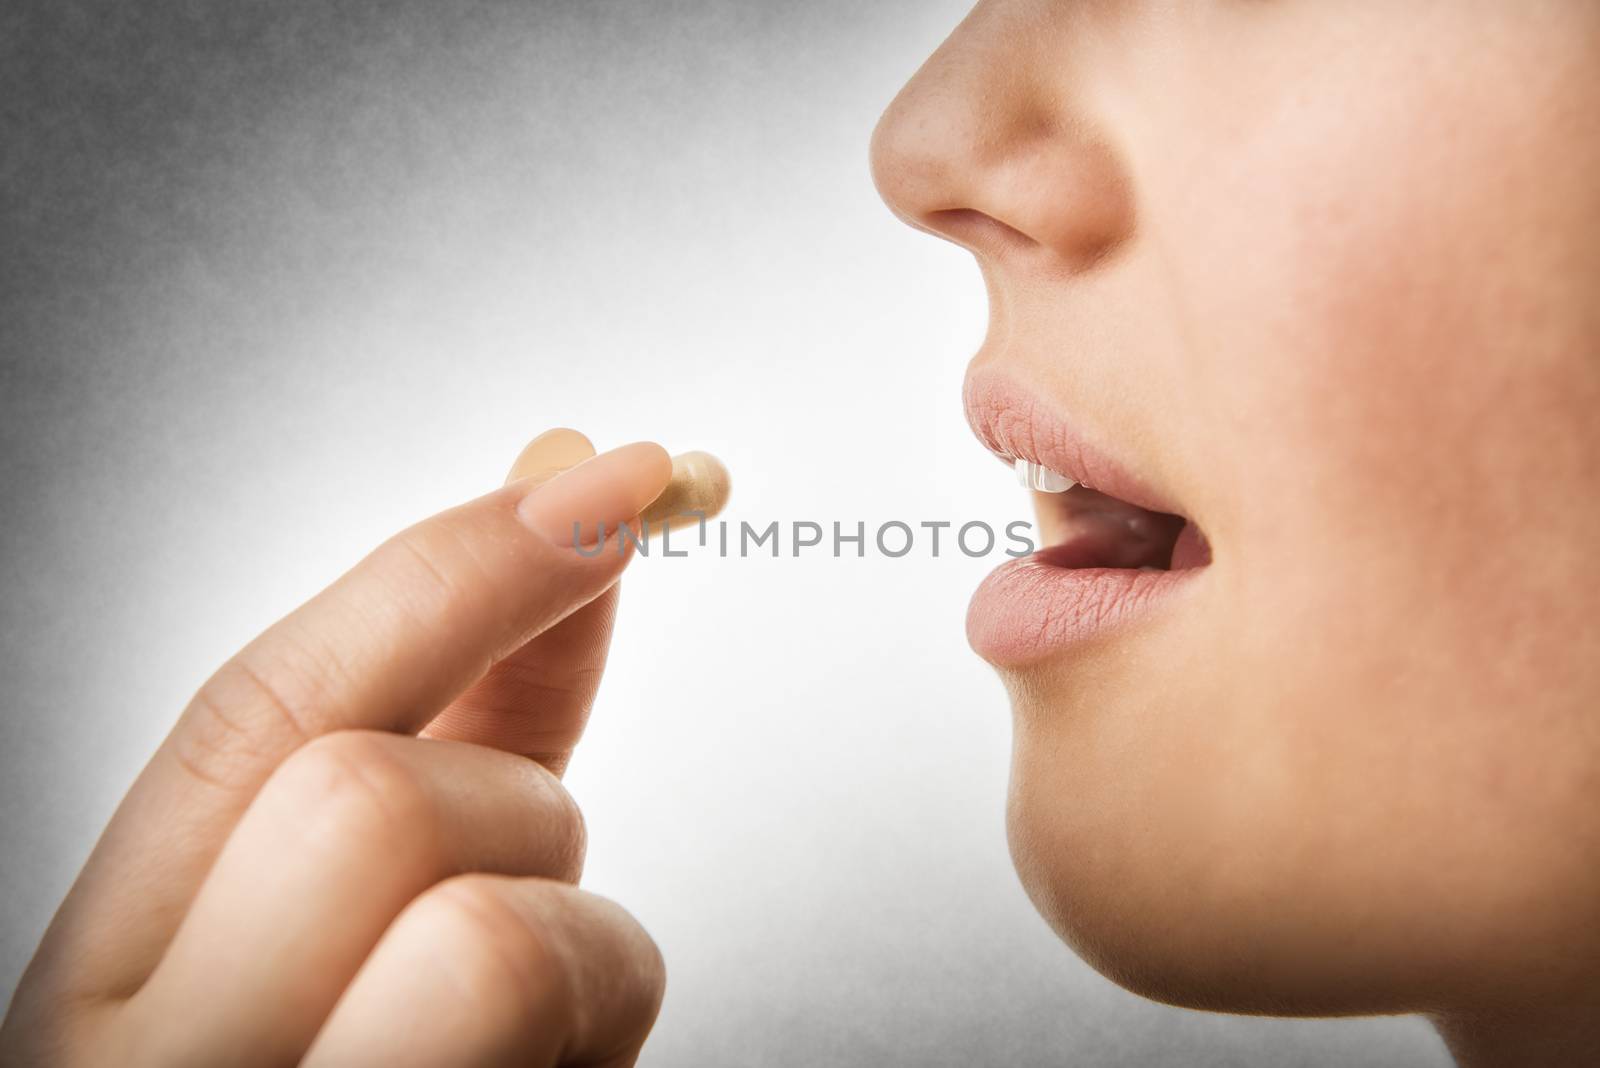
[872,0,1600,1017]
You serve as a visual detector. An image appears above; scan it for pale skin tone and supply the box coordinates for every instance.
[871,1,1600,1066]
[2,430,674,1066]
[5,3,1598,1066]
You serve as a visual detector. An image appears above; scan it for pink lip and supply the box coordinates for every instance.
[962,370,1184,516]
[966,561,1201,666]
[963,368,1206,667]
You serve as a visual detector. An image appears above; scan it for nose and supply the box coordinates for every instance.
[870,4,1134,274]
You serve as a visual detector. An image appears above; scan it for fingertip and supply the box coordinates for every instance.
[518,441,675,548]
[615,441,674,502]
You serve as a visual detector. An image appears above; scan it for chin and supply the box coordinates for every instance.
[1001,698,1457,1021]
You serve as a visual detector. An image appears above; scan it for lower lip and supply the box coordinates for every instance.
[966,558,1203,667]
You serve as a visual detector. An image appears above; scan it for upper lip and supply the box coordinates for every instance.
[962,367,1187,521]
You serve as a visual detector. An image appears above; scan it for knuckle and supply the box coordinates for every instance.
[633,917,668,1003]
[589,893,668,1007]
[383,526,464,608]
[173,612,370,790]
[173,652,323,790]
[379,513,500,624]
[170,682,266,793]
[413,877,570,1021]
[529,764,587,882]
[265,732,436,856]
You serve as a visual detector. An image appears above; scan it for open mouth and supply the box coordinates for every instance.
[1015,458,1212,572]
[963,370,1211,665]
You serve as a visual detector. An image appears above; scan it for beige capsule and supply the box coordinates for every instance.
[639,451,732,535]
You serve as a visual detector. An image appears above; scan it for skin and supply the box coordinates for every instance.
[5,5,1597,1065]
[871,2,1600,1065]
[1,430,673,1067]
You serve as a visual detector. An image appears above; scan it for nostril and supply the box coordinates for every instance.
[874,123,1137,272]
[925,208,1040,252]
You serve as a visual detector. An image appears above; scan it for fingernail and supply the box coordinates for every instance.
[519,441,673,548]
[506,428,596,485]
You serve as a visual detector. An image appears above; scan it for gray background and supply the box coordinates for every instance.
[2,2,1451,1064]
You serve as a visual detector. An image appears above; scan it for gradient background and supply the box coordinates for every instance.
[1,3,1451,1064]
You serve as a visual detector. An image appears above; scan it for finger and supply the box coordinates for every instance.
[423,589,618,776]
[125,731,586,1067]
[41,438,671,999]
[424,428,620,775]
[304,876,665,1068]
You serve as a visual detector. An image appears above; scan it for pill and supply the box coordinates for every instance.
[639,451,732,535]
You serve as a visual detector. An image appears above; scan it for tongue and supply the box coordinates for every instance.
[1037,493,1186,570]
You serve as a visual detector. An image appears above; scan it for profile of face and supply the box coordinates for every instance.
[872,0,1600,1038]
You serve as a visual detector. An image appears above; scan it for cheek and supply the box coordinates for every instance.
[1175,23,1600,784]
[1006,21,1600,1010]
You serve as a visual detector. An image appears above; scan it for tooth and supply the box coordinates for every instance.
[1015,458,1077,494]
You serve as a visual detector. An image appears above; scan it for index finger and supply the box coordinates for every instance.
[36,438,671,1001]
[421,428,624,776]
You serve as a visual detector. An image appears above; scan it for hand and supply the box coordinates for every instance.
[1,430,673,1067]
